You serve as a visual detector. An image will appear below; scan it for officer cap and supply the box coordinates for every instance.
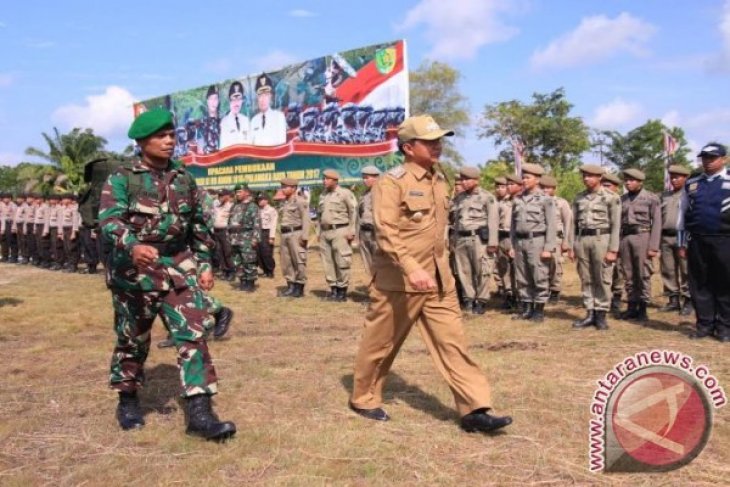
[397,115,454,142]
[697,142,727,157]
[458,166,481,180]
[494,176,507,185]
[127,109,174,140]
[506,173,523,184]
[602,172,622,185]
[361,165,381,176]
[234,183,250,192]
[255,73,274,94]
[280,177,299,186]
[229,81,244,99]
[323,169,340,180]
[667,164,691,176]
[539,175,557,187]
[623,168,646,181]
[206,85,219,98]
[522,163,545,176]
[579,164,605,176]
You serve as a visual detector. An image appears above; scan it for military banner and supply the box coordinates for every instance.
[133,40,408,189]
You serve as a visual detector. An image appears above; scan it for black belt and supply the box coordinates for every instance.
[321,223,348,231]
[662,229,678,237]
[498,230,510,239]
[577,228,609,237]
[281,225,303,234]
[229,227,254,233]
[458,229,480,237]
[360,223,374,232]
[141,241,186,256]
[622,226,651,236]
[514,231,546,239]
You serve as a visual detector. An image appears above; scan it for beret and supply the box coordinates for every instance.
[623,168,646,181]
[128,109,174,140]
[602,172,622,185]
[234,183,250,191]
[667,164,691,176]
[522,163,545,176]
[494,176,507,185]
[323,169,340,180]
[361,165,381,176]
[459,166,480,179]
[580,164,605,176]
[280,177,299,186]
[506,173,523,184]
[539,175,557,187]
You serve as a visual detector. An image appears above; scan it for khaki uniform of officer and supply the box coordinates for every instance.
[660,165,692,313]
[358,165,381,275]
[351,116,510,433]
[601,173,625,310]
[539,175,574,303]
[493,177,512,299]
[278,178,311,296]
[318,169,357,300]
[510,164,556,320]
[451,166,498,314]
[619,168,661,321]
[572,165,621,329]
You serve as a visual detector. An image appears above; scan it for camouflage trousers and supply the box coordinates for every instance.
[109,286,218,397]
[232,243,258,281]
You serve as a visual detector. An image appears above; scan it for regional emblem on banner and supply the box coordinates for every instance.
[375,47,396,75]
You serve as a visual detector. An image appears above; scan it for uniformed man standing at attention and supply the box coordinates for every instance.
[509,163,556,322]
[219,81,250,148]
[660,165,692,316]
[570,165,621,330]
[212,189,235,281]
[250,74,287,146]
[601,173,624,314]
[0,193,18,263]
[539,175,573,304]
[277,178,310,298]
[451,166,498,314]
[358,165,381,275]
[228,183,260,292]
[618,168,661,322]
[349,115,512,433]
[493,177,512,307]
[678,142,730,342]
[319,169,357,301]
[257,193,278,278]
[0,193,7,262]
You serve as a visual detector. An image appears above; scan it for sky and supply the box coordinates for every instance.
[1,0,729,167]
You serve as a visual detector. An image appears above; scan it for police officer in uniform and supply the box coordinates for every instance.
[319,169,357,301]
[678,142,730,342]
[618,168,661,322]
[570,165,621,330]
[349,115,512,433]
[509,163,556,322]
[257,192,278,278]
[601,173,624,313]
[0,193,18,263]
[660,165,692,315]
[358,165,381,275]
[250,74,287,146]
[278,178,310,298]
[540,175,573,304]
[219,81,250,148]
[493,177,512,306]
[451,166,498,314]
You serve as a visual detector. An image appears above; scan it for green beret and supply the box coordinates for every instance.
[623,168,646,181]
[580,164,605,176]
[522,163,545,176]
[539,175,557,187]
[459,166,480,179]
[234,183,250,191]
[128,109,174,140]
[323,169,340,180]
[602,172,622,185]
[494,176,507,185]
[506,173,523,184]
[361,165,381,176]
[668,164,691,176]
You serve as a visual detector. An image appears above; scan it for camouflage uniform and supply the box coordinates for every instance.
[229,198,260,283]
[100,159,218,398]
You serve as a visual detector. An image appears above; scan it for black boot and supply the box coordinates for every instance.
[323,286,338,301]
[213,307,233,339]
[513,302,533,320]
[530,303,545,323]
[80,265,97,274]
[500,294,513,310]
[185,394,236,441]
[460,408,513,433]
[336,287,348,302]
[620,301,639,320]
[461,299,474,312]
[290,282,304,298]
[635,302,648,322]
[610,295,622,313]
[116,391,145,430]
[472,301,487,315]
[661,296,681,312]
[680,298,694,317]
[594,310,609,330]
[278,282,295,297]
[245,280,256,293]
[548,291,560,304]
[573,310,595,329]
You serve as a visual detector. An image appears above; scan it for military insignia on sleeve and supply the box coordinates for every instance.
[387,165,406,179]
[688,182,698,193]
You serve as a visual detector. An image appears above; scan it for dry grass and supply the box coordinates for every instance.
[0,250,728,486]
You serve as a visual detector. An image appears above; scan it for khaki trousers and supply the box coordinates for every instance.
[548,238,564,293]
[454,235,494,303]
[358,228,377,276]
[514,235,549,303]
[575,234,614,311]
[280,230,307,284]
[319,227,352,287]
[351,286,492,416]
[619,233,654,304]
[660,234,689,299]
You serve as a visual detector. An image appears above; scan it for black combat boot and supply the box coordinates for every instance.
[336,287,348,302]
[245,280,256,293]
[660,296,681,312]
[513,302,533,320]
[185,394,236,441]
[594,310,609,330]
[290,282,304,298]
[213,307,233,339]
[572,310,595,329]
[278,282,295,297]
[680,298,694,317]
[610,295,622,314]
[80,265,97,274]
[472,301,487,315]
[620,301,639,320]
[548,291,560,304]
[635,302,649,322]
[461,299,474,312]
[323,286,338,301]
[116,391,145,430]
[530,302,545,323]
[500,294,513,310]
[460,408,513,433]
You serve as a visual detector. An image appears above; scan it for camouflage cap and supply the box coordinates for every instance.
[494,176,507,185]
[522,163,545,176]
[323,169,340,180]
[280,177,299,186]
[539,175,558,187]
[623,168,646,181]
[361,165,381,176]
[397,115,454,142]
[580,164,605,176]
[506,173,523,184]
[668,164,691,176]
[128,109,174,140]
[234,183,250,191]
[459,166,480,180]
[602,172,622,185]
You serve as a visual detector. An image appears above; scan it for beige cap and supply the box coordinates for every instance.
[539,175,557,187]
[506,173,523,184]
[323,169,340,180]
[397,115,454,142]
[361,165,381,176]
[602,172,622,185]
[522,163,545,176]
[494,176,507,185]
[623,168,646,181]
[580,164,605,176]
[280,177,299,186]
[459,166,480,179]
[668,164,691,176]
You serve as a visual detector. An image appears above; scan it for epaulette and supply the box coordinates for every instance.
[387,165,406,179]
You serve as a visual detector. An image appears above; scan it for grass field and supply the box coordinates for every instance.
[0,249,728,486]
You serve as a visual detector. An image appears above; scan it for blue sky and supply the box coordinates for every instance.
[1,0,729,166]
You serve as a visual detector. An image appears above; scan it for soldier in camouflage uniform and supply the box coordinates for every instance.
[229,183,260,292]
[99,109,235,440]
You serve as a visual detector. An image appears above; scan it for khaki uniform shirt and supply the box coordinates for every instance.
[371,162,453,293]
[621,188,661,252]
[661,189,683,231]
[279,195,311,236]
[510,189,557,252]
[573,188,621,252]
[451,187,498,246]
[497,196,512,232]
[359,190,374,226]
[554,196,574,249]
[319,186,357,234]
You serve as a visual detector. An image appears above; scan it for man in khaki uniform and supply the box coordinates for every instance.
[451,166,498,314]
[570,165,621,330]
[601,173,624,313]
[619,168,661,322]
[660,165,692,316]
[540,175,573,304]
[509,163,556,322]
[278,178,310,298]
[449,179,466,306]
[358,165,381,275]
[493,177,511,301]
[350,115,512,433]
[319,169,357,301]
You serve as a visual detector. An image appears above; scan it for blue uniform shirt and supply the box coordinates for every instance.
[677,168,730,245]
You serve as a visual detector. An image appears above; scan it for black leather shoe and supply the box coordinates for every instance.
[620,302,640,320]
[548,291,560,304]
[116,391,145,430]
[460,408,512,433]
[689,330,712,340]
[594,310,609,330]
[573,310,595,329]
[349,402,390,421]
[472,301,487,315]
[516,302,534,320]
[213,307,233,339]
[716,335,730,343]
[529,303,545,322]
[461,299,474,312]
[635,302,649,322]
[278,282,295,297]
[336,287,348,302]
[660,296,681,312]
[291,283,304,298]
[680,299,694,317]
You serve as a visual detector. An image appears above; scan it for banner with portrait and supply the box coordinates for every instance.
[133,40,408,189]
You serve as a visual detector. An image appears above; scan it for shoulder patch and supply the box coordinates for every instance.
[387,165,406,179]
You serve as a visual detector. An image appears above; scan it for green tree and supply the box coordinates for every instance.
[0,166,19,192]
[478,88,591,174]
[409,60,470,167]
[602,120,691,192]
